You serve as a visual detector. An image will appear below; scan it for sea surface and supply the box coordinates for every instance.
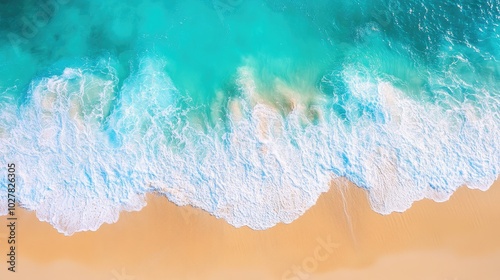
[0,0,499,235]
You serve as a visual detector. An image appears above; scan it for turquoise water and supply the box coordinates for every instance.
[0,0,499,234]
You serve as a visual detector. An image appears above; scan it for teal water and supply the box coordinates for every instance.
[0,0,499,234]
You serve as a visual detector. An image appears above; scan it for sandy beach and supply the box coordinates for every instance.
[1,178,499,280]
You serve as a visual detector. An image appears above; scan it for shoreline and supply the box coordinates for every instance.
[1,178,499,279]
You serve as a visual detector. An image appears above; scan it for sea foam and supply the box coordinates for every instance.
[0,57,498,235]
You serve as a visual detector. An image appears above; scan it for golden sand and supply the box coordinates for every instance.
[1,178,499,280]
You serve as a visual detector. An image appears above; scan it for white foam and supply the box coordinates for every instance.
[0,59,498,235]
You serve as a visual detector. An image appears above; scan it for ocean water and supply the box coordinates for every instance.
[0,0,499,235]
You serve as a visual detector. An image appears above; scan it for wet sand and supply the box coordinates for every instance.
[1,178,499,280]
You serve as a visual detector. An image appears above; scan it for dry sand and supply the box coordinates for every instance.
[1,178,499,280]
